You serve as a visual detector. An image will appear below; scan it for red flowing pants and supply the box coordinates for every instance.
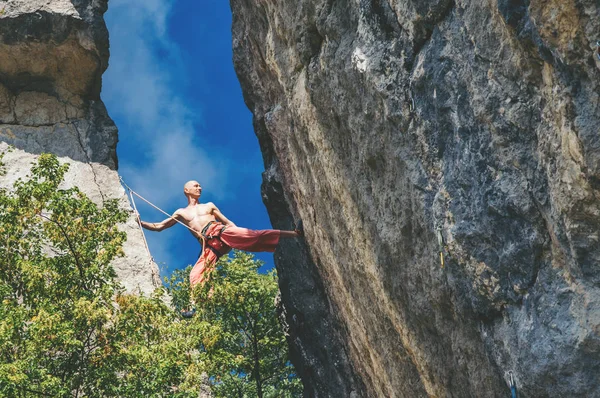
[189,222,281,287]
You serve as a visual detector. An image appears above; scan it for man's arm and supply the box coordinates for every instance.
[210,203,236,227]
[139,211,182,231]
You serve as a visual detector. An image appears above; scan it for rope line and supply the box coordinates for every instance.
[128,188,153,261]
[119,176,206,259]
[119,177,198,234]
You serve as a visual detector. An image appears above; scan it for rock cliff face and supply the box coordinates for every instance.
[230,0,600,396]
[0,0,159,294]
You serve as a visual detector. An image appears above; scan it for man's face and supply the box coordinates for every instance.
[184,181,202,197]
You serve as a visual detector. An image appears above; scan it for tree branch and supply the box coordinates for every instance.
[37,214,89,292]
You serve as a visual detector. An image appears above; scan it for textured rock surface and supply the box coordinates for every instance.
[0,0,160,294]
[230,0,600,396]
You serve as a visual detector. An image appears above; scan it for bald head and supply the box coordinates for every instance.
[184,180,198,191]
[183,180,202,198]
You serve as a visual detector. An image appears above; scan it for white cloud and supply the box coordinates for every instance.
[103,0,227,271]
[119,130,227,207]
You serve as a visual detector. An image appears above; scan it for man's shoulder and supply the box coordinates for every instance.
[173,207,188,215]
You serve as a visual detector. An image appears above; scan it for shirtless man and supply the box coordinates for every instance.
[139,180,301,292]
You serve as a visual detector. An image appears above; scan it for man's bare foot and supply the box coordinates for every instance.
[294,219,304,237]
[280,221,303,238]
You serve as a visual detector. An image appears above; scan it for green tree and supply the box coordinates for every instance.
[0,153,205,397]
[166,252,302,398]
[0,152,302,397]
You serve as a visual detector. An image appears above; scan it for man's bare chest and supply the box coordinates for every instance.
[179,205,212,223]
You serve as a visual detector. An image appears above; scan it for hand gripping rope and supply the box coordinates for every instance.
[119,177,206,261]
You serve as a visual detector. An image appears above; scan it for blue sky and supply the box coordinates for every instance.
[103,0,274,276]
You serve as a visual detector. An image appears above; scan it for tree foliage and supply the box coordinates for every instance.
[0,154,204,396]
[167,253,302,398]
[0,152,301,397]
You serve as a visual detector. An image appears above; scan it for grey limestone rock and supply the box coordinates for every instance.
[230,0,600,396]
[0,0,160,294]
